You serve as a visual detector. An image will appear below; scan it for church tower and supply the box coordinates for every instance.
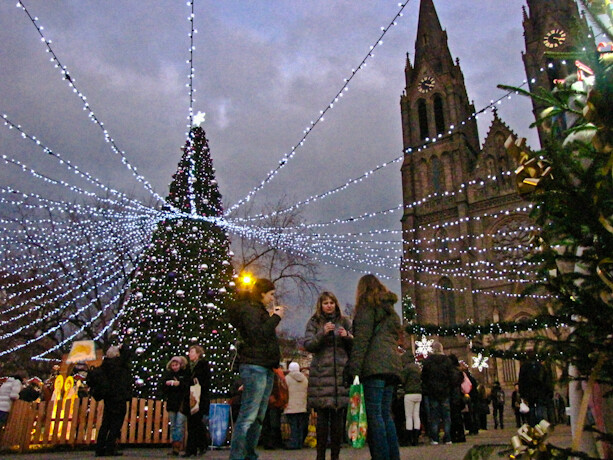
[400,0,481,326]
[399,1,542,373]
[522,0,592,144]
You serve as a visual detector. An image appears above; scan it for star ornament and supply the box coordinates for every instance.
[472,353,489,372]
[193,111,206,127]
[415,335,434,358]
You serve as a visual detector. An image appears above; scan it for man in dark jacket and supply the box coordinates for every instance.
[518,351,548,426]
[228,278,284,460]
[421,341,453,444]
[95,344,133,457]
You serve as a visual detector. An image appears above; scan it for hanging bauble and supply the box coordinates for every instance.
[203,199,209,204]
[229,281,236,287]
[222,260,231,266]
[176,290,185,298]
[211,180,217,185]
[192,226,198,232]
[167,272,177,280]
[206,303,216,309]
[190,337,199,342]
[199,264,208,271]
[219,287,227,294]
[150,277,158,283]
[135,378,144,386]
[176,220,183,227]
[171,249,178,256]
[127,328,134,335]
[212,329,218,334]
[134,292,143,299]
[156,308,165,315]
[208,239,215,244]
[228,250,235,256]
[135,347,145,355]
[111,330,119,336]
[166,226,172,231]
[174,197,180,202]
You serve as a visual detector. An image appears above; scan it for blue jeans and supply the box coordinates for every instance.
[168,411,187,442]
[428,397,451,443]
[285,412,307,449]
[229,365,274,460]
[362,377,400,460]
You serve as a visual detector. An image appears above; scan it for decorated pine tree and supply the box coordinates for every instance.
[117,125,238,398]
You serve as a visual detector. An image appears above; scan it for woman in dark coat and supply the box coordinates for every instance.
[345,274,402,460]
[183,345,211,457]
[161,356,190,456]
[304,291,353,460]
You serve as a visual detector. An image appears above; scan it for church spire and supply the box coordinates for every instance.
[414,0,454,74]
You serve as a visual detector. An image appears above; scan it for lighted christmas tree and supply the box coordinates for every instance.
[117,125,238,398]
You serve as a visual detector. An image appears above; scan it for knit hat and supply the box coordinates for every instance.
[288,362,300,372]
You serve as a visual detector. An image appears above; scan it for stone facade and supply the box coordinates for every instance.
[399,0,589,384]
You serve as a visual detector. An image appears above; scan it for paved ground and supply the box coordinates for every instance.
[0,424,572,460]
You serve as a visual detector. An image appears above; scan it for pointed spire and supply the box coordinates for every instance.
[414,0,454,72]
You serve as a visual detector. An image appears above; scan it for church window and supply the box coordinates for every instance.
[438,277,456,326]
[418,99,429,140]
[431,156,442,193]
[435,228,449,257]
[434,95,445,134]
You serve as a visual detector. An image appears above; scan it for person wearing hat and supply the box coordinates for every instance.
[283,362,308,450]
[161,356,190,456]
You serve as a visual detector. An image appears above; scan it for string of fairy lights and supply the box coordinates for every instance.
[1,1,585,363]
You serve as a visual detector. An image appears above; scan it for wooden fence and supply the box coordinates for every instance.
[0,397,171,453]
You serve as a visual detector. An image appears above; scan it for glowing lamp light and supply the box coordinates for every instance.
[239,273,254,286]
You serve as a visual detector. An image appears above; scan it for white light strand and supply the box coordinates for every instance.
[15,1,172,209]
[225,2,409,216]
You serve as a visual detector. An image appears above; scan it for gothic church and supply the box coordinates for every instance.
[400,0,590,384]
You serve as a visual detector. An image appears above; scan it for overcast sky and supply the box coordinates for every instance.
[0,1,546,334]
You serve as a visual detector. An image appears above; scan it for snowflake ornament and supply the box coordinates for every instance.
[471,353,489,372]
[415,335,434,358]
[193,111,206,126]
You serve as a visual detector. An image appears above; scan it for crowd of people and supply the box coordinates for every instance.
[0,273,569,459]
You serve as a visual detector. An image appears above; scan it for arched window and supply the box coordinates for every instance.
[434,95,445,135]
[431,156,442,193]
[418,99,429,140]
[418,158,429,199]
[435,228,449,258]
[438,277,456,326]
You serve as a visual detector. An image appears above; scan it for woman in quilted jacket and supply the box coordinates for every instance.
[346,274,402,460]
[304,291,353,460]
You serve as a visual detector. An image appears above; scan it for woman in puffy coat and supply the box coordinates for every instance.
[0,373,24,428]
[161,356,190,456]
[345,274,402,460]
[304,291,353,460]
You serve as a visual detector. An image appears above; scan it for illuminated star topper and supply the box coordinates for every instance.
[415,335,434,358]
[193,111,206,127]
[472,353,489,372]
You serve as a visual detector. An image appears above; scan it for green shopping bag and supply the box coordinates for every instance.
[346,376,367,448]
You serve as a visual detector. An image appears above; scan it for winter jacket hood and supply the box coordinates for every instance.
[346,290,402,382]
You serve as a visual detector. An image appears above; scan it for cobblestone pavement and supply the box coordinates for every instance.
[0,424,572,460]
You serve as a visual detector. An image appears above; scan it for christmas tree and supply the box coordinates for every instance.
[117,125,238,398]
